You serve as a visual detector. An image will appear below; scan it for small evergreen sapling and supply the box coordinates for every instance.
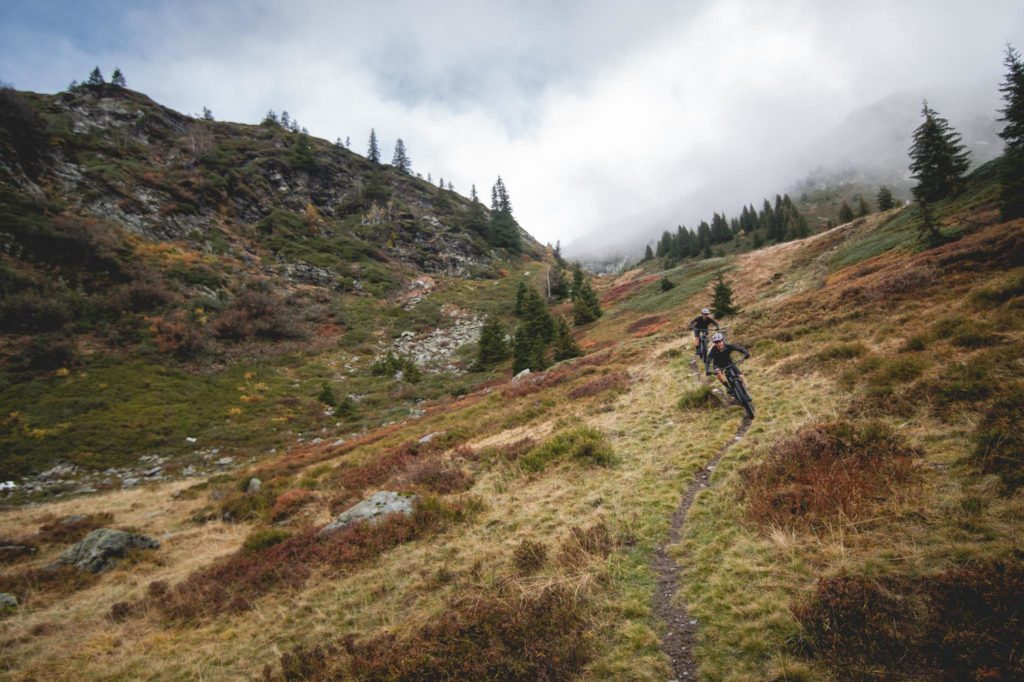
[87,67,104,85]
[838,201,854,223]
[877,186,896,210]
[475,317,509,369]
[111,68,126,87]
[552,317,582,362]
[711,273,740,317]
[660,277,675,292]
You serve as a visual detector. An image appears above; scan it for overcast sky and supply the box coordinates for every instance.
[3,0,1023,253]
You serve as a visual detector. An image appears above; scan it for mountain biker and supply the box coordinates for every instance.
[688,308,720,357]
[705,332,750,396]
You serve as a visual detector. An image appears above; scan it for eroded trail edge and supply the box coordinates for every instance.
[653,359,752,679]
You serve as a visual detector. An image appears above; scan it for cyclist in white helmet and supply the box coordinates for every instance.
[705,331,750,396]
[688,307,720,358]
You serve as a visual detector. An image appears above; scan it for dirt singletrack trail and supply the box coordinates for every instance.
[652,357,752,680]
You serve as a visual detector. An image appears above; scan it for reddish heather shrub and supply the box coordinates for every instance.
[484,437,536,462]
[36,513,114,545]
[742,420,920,530]
[793,561,1024,681]
[270,489,317,522]
[513,538,548,575]
[148,313,205,357]
[211,290,305,340]
[567,370,630,399]
[264,586,591,681]
[403,458,474,494]
[155,497,480,623]
[558,522,614,570]
[332,445,418,492]
[0,565,95,604]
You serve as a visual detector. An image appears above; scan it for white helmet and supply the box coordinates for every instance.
[711,332,724,343]
[701,308,710,315]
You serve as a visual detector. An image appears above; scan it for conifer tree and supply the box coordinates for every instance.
[289,133,315,170]
[470,184,479,202]
[262,109,279,126]
[87,67,104,85]
[554,240,565,265]
[877,185,896,210]
[202,107,214,121]
[345,136,351,148]
[391,138,411,174]
[916,199,942,246]
[549,265,569,300]
[752,230,764,249]
[281,111,291,129]
[367,128,380,163]
[909,100,970,203]
[111,68,126,87]
[711,273,740,317]
[857,195,871,217]
[570,262,584,300]
[475,316,510,369]
[838,201,854,223]
[572,277,602,326]
[552,317,582,362]
[643,244,654,261]
[660,277,675,292]
[998,44,1024,219]
[514,281,528,316]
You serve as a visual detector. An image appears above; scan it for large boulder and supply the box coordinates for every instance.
[318,491,416,537]
[53,528,160,573]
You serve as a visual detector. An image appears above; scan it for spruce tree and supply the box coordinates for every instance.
[549,265,569,300]
[711,274,740,317]
[857,195,871,217]
[998,44,1024,219]
[111,68,126,87]
[570,262,584,300]
[916,199,942,246]
[367,128,380,163]
[391,138,411,173]
[838,201,854,223]
[475,316,510,369]
[643,244,654,261]
[511,326,533,374]
[573,278,602,326]
[87,67,104,85]
[660,277,675,292]
[514,281,528,316]
[345,136,351,148]
[487,176,521,251]
[289,133,315,170]
[202,107,214,121]
[470,184,479,202]
[909,100,970,203]
[877,185,896,210]
[552,317,582,362]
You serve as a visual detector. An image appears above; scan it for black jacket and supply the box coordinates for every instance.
[706,342,750,372]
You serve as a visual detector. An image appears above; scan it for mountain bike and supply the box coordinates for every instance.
[722,360,754,420]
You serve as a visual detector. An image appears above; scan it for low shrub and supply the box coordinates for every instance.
[901,333,929,351]
[677,385,717,410]
[36,513,114,545]
[793,561,1024,681]
[512,538,548,575]
[269,489,317,522]
[263,585,591,681]
[520,427,616,472]
[0,565,95,605]
[558,522,614,570]
[370,352,421,383]
[923,361,994,414]
[242,528,292,552]
[157,496,479,623]
[742,420,920,529]
[567,370,630,399]
[403,458,474,494]
[971,387,1024,490]
[211,289,306,341]
[815,342,868,362]
[481,438,536,462]
[218,486,278,523]
[970,272,1024,307]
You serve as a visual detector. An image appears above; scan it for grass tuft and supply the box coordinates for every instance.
[677,385,717,410]
[519,427,616,472]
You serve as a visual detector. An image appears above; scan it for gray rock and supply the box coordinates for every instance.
[418,432,440,444]
[0,592,16,613]
[144,466,162,477]
[54,528,160,573]
[0,545,37,561]
[121,477,140,489]
[246,477,262,494]
[513,368,532,381]
[319,491,416,537]
[217,457,234,466]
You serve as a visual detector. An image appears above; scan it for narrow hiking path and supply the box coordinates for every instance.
[652,356,752,680]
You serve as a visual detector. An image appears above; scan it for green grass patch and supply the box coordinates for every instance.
[677,385,717,410]
[520,426,616,472]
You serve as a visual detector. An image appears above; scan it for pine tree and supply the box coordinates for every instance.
[345,136,351,148]
[111,68,126,87]
[202,107,214,121]
[367,128,380,163]
[512,325,547,374]
[998,44,1024,219]
[475,316,510,369]
[488,176,521,251]
[643,244,654,261]
[87,67,104,85]
[289,133,315,170]
[391,138,411,173]
[514,281,528,316]
[838,201,854,223]
[711,274,740,317]
[262,109,279,126]
[280,111,291,129]
[549,265,569,300]
[752,230,764,249]
[552,317,582,362]
[857,195,871,217]
[877,185,896,210]
[573,277,602,326]
[660,277,675,292]
[570,262,584,300]
[909,100,970,203]
[470,184,479,202]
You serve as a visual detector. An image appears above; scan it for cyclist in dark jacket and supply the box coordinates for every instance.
[688,308,720,357]
[705,332,750,396]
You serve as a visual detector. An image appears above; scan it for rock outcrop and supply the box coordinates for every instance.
[318,491,416,537]
[53,528,160,573]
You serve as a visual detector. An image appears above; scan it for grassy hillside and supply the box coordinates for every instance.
[0,83,548,484]
[1,157,1020,680]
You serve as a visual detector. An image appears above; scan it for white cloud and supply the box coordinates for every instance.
[2,0,1022,251]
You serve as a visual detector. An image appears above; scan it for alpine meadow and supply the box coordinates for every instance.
[1,4,1023,681]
